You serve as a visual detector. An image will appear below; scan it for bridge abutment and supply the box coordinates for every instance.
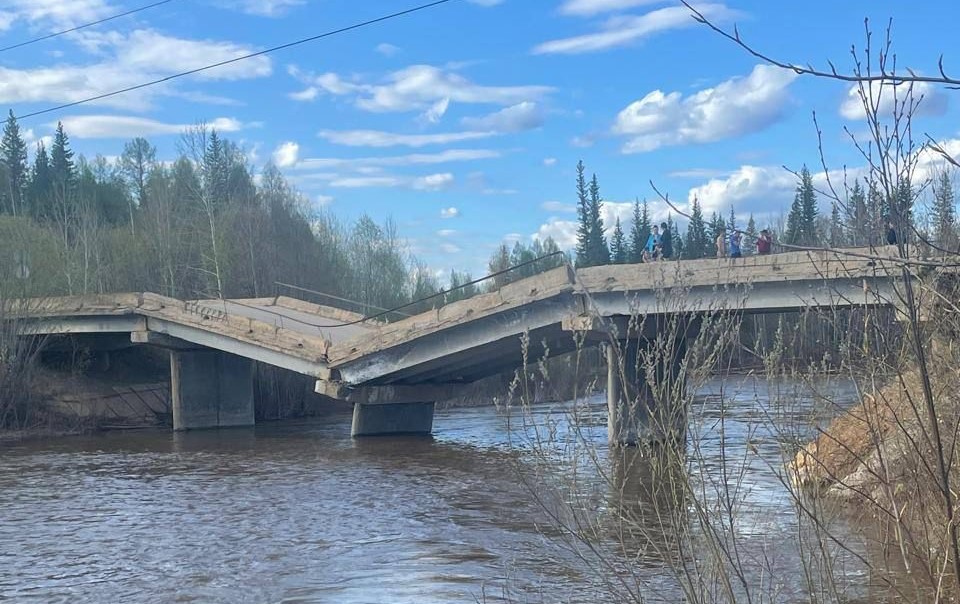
[606,336,687,447]
[351,402,435,437]
[170,350,254,431]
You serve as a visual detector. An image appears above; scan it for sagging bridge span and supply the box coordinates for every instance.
[9,248,926,445]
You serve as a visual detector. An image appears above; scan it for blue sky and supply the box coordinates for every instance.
[2,0,959,277]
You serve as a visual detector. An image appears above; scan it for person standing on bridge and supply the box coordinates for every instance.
[886,220,898,246]
[756,229,773,255]
[645,225,661,261]
[659,222,673,260]
[715,228,727,258]
[729,230,742,259]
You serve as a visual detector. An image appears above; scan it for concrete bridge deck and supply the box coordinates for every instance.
[8,247,939,438]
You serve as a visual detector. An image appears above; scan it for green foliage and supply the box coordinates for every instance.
[785,166,819,246]
[629,198,651,263]
[574,160,609,267]
[610,217,627,264]
[684,197,709,259]
[1,110,28,217]
[932,171,957,250]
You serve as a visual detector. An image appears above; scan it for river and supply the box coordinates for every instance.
[1,376,880,603]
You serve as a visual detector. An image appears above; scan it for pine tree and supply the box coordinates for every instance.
[629,198,651,263]
[932,171,957,250]
[203,130,229,206]
[728,205,737,234]
[1,110,28,216]
[707,212,726,257]
[610,217,627,263]
[743,214,758,256]
[574,160,591,267]
[588,173,610,265]
[785,166,818,246]
[50,122,76,216]
[685,197,708,258]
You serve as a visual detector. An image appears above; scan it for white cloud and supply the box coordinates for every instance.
[461,101,544,133]
[54,115,247,138]
[413,173,455,191]
[422,97,450,124]
[327,172,454,190]
[534,201,636,249]
[293,149,500,170]
[543,157,558,167]
[272,141,299,168]
[291,64,552,113]
[439,242,462,254]
[0,29,270,110]
[559,0,665,16]
[839,80,948,121]
[534,3,736,55]
[376,43,400,56]
[232,0,304,16]
[542,200,576,213]
[0,0,113,29]
[318,129,496,148]
[571,135,594,148]
[687,165,797,218]
[316,194,334,206]
[289,87,319,101]
[613,64,797,153]
[437,229,458,237]
[441,207,460,218]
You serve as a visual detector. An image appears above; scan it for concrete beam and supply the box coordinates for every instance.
[351,402,434,437]
[19,315,145,335]
[131,331,206,350]
[315,381,462,404]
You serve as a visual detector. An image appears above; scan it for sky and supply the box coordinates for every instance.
[1,0,959,277]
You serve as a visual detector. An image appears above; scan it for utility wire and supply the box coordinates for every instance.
[0,0,178,54]
[14,0,458,121]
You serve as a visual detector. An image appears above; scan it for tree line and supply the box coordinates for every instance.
[568,160,959,269]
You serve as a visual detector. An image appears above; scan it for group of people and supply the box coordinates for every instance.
[641,224,775,262]
[642,222,674,261]
[714,228,774,258]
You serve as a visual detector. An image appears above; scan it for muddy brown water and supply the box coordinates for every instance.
[1,376,890,603]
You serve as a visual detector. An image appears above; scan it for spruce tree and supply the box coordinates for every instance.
[574,160,591,267]
[588,173,609,265]
[685,197,708,258]
[785,166,818,246]
[629,198,651,262]
[27,142,51,220]
[1,110,28,216]
[728,205,737,234]
[743,214,758,256]
[932,171,957,250]
[829,200,844,247]
[610,217,627,263]
[845,182,869,246]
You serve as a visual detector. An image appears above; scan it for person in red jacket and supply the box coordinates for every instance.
[756,229,773,255]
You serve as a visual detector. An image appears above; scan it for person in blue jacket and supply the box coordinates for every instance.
[644,225,661,261]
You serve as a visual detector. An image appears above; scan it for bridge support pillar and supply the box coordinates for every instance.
[606,337,687,447]
[351,402,434,437]
[170,350,254,431]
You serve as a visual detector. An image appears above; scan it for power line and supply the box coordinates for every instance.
[14,0,459,121]
[0,0,179,54]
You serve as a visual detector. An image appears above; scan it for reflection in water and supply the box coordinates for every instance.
[0,376,877,603]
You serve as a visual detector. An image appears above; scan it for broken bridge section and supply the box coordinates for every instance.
[8,247,936,441]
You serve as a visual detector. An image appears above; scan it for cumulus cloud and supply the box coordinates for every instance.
[55,115,248,138]
[534,3,735,55]
[0,0,114,29]
[289,64,552,113]
[461,101,544,133]
[535,201,637,249]
[441,207,460,218]
[328,172,454,191]
[613,64,797,153]
[421,98,450,124]
[839,80,948,121]
[315,194,334,206]
[272,141,299,168]
[317,129,496,148]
